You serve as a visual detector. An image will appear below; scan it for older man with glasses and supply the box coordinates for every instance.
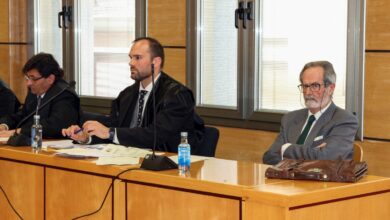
[263,60,358,165]
[0,53,80,139]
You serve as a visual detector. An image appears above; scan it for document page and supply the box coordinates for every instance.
[54,144,153,165]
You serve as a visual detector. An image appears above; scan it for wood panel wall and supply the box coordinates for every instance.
[366,0,390,50]
[365,0,390,139]
[148,0,186,84]
[364,53,390,138]
[0,0,30,102]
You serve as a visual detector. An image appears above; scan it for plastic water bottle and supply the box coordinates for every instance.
[178,132,191,176]
[31,115,42,152]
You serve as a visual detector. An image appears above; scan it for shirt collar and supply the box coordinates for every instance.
[308,101,332,120]
[139,72,161,92]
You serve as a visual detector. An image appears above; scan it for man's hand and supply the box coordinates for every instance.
[0,124,8,132]
[316,142,327,149]
[82,121,110,140]
[0,129,16,138]
[62,125,89,143]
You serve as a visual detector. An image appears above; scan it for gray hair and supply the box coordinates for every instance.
[299,60,336,86]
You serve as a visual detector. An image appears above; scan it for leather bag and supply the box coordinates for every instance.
[265,159,368,182]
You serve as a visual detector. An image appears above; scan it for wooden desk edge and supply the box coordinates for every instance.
[243,175,390,208]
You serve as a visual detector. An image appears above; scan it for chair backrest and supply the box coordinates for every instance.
[353,143,363,162]
[195,126,219,157]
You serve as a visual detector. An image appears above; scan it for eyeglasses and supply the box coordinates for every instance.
[297,83,327,92]
[24,75,44,82]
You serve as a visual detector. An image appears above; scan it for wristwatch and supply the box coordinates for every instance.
[108,127,115,141]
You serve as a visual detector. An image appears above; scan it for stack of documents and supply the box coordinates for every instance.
[45,140,152,165]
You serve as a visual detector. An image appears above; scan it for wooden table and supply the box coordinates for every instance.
[0,145,389,220]
[0,145,130,219]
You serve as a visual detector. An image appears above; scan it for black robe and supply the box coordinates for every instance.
[0,79,80,138]
[91,72,205,153]
[0,81,20,117]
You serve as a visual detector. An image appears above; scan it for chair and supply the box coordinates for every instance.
[195,126,220,157]
[353,143,363,162]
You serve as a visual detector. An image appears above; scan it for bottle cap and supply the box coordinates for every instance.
[180,132,188,137]
[34,115,40,120]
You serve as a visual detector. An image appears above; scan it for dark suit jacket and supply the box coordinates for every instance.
[0,81,20,117]
[0,79,80,138]
[263,102,358,165]
[91,72,205,153]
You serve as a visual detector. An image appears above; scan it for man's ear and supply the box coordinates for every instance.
[152,57,162,68]
[328,83,336,95]
[47,74,56,85]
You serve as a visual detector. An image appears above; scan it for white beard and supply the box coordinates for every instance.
[304,94,331,110]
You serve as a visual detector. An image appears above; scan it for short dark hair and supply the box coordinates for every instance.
[22,52,64,80]
[133,37,165,68]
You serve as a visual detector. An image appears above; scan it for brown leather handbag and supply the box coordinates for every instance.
[265,159,368,182]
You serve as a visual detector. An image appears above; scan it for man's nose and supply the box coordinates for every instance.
[304,87,313,95]
[129,59,136,66]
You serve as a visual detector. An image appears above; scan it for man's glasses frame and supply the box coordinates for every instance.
[297,82,328,92]
[24,75,44,82]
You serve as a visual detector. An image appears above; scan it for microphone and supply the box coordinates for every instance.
[7,80,76,146]
[140,64,178,171]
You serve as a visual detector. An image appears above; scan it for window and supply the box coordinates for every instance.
[188,0,364,137]
[76,0,136,97]
[34,0,63,66]
[34,0,145,99]
[199,1,238,108]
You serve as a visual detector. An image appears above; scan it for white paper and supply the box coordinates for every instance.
[55,147,112,157]
[95,157,140,165]
[0,137,9,142]
[54,144,153,165]
[43,140,74,149]
[169,155,211,164]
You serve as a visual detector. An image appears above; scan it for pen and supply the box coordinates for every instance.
[74,128,83,134]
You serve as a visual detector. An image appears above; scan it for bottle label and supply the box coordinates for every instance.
[31,129,36,147]
[178,144,191,168]
[31,128,42,148]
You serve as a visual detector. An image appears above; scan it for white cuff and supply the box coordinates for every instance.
[281,143,292,160]
[78,136,92,145]
[0,123,9,131]
[113,128,119,144]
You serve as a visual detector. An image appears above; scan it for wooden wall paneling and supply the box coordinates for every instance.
[9,45,28,102]
[164,48,186,84]
[244,192,390,220]
[359,140,390,177]
[215,126,278,162]
[364,53,390,139]
[126,182,240,219]
[289,193,390,220]
[113,180,126,220]
[8,0,28,43]
[148,0,186,46]
[45,168,113,220]
[0,160,44,220]
[366,0,390,50]
[0,0,9,42]
[0,45,10,83]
